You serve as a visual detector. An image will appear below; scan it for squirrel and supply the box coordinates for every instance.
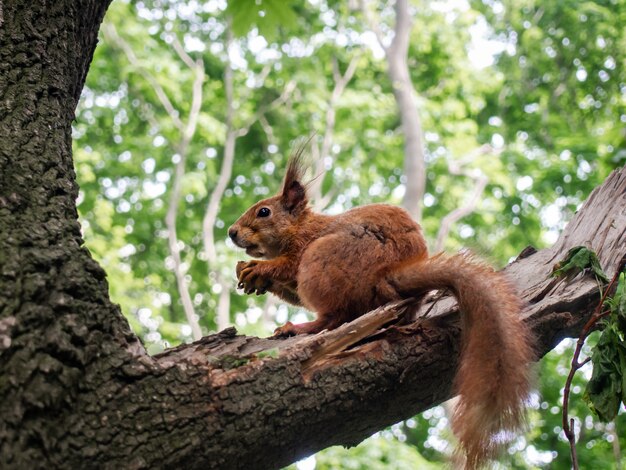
[228,150,533,469]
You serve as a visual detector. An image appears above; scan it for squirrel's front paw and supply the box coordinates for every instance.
[236,260,272,295]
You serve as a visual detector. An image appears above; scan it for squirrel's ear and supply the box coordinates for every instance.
[280,146,309,213]
[281,180,307,213]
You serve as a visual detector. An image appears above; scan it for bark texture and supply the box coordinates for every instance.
[1,2,626,470]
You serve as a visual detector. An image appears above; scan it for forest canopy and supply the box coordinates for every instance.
[68,0,626,468]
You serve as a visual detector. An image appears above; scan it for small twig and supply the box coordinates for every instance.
[311,52,361,210]
[103,24,185,131]
[235,80,297,138]
[258,114,276,146]
[170,35,196,70]
[434,145,496,251]
[358,0,388,52]
[419,288,451,319]
[562,262,624,469]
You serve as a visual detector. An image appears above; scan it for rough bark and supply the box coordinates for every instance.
[1,2,626,470]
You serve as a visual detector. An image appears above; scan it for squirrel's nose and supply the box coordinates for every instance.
[228,227,238,241]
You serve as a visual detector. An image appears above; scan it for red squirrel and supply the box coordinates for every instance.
[228,151,533,468]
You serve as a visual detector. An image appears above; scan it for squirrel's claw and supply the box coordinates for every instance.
[273,322,296,338]
[237,261,271,296]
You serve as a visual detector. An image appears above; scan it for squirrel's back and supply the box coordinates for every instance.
[296,204,428,321]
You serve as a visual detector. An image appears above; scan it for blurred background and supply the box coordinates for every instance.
[73,0,625,467]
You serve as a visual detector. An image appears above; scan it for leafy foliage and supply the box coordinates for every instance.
[585,272,626,421]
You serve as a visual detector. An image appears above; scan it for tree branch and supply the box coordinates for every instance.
[258,114,277,146]
[562,261,625,469]
[4,5,626,468]
[202,25,236,331]
[359,0,388,52]
[170,34,197,70]
[165,160,202,340]
[311,53,361,210]
[163,42,205,341]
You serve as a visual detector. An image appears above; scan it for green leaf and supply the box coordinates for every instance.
[583,326,624,421]
[552,246,609,283]
[604,272,626,334]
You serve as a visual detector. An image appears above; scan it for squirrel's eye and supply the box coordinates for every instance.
[257,207,271,218]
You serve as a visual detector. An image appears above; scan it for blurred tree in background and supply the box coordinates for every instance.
[73,0,625,467]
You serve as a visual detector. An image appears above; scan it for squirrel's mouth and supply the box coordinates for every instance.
[232,237,265,258]
[245,245,265,258]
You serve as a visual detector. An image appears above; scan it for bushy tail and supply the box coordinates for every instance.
[387,253,533,469]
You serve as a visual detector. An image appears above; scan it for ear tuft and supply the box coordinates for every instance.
[280,142,310,212]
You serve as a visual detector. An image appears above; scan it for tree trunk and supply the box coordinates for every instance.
[387,0,426,221]
[1,2,626,469]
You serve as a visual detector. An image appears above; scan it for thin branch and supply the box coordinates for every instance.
[562,261,625,469]
[235,80,297,138]
[164,42,205,341]
[311,53,361,210]
[178,60,204,157]
[103,23,184,131]
[170,34,196,70]
[201,26,296,330]
[359,0,388,51]
[434,145,495,251]
[163,57,205,341]
[165,153,202,341]
[106,23,205,340]
[201,26,236,331]
[258,114,277,146]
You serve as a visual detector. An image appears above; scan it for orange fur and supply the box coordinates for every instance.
[228,155,533,468]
